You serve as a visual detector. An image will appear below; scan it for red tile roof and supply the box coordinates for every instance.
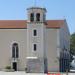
[46,20,64,28]
[0,20,27,28]
[0,20,65,28]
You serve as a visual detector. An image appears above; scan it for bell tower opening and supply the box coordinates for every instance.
[36,13,40,21]
[27,7,46,23]
[30,13,34,22]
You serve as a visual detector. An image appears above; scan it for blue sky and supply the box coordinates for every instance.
[0,0,75,34]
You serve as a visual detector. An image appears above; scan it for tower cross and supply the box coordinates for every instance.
[34,0,37,7]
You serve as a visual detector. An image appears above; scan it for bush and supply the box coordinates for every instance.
[5,66,11,69]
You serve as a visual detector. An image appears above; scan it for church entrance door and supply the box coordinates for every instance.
[12,62,17,71]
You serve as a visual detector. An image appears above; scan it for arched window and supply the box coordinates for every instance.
[36,13,40,21]
[30,13,34,22]
[12,43,19,58]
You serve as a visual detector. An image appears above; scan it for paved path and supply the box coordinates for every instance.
[0,71,74,75]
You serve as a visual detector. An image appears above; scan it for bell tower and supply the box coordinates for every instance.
[27,7,46,22]
[26,7,47,73]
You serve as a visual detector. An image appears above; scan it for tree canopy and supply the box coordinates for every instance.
[70,33,75,55]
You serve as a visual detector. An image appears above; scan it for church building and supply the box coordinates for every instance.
[0,7,70,72]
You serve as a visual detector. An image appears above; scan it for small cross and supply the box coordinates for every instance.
[34,0,37,7]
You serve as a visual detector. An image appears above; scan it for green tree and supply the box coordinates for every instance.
[70,33,75,55]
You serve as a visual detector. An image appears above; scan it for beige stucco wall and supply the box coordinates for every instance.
[46,28,59,72]
[60,24,70,51]
[0,29,27,71]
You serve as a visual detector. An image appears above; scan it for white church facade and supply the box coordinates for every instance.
[0,7,70,72]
